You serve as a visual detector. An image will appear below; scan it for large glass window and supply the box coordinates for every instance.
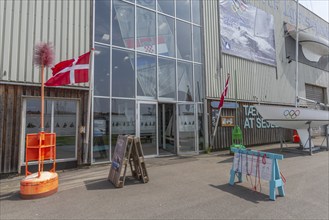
[177,61,193,101]
[177,21,192,61]
[93,0,204,158]
[158,14,175,57]
[111,99,135,155]
[137,53,157,97]
[178,104,196,152]
[24,98,78,162]
[137,8,156,54]
[95,1,111,44]
[137,0,155,10]
[139,103,157,155]
[93,98,110,163]
[94,45,111,96]
[193,26,202,63]
[158,0,174,16]
[54,100,77,159]
[112,0,135,48]
[176,0,191,21]
[112,48,135,98]
[194,64,204,102]
[158,57,176,99]
[192,0,201,25]
[26,99,51,134]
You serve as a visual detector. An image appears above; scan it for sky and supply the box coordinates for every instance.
[300,0,329,22]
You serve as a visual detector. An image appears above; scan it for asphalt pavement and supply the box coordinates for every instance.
[0,137,328,219]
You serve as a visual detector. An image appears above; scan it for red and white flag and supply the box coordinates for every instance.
[45,51,91,86]
[218,74,230,109]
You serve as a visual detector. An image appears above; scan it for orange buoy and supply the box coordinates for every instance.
[293,130,300,143]
[20,171,58,199]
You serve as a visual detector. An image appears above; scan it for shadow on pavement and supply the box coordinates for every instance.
[209,183,271,204]
[0,191,21,201]
[217,157,233,164]
[84,176,146,190]
[84,178,115,190]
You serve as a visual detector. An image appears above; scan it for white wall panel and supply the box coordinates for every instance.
[0,0,91,85]
[0,0,4,80]
[17,0,28,82]
[1,0,12,81]
[9,0,20,81]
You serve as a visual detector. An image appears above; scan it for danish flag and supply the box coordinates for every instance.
[45,51,91,86]
[218,74,230,109]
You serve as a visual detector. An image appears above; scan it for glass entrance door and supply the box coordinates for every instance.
[177,104,197,155]
[158,103,176,155]
[137,102,157,156]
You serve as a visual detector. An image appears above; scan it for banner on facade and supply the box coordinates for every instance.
[219,0,277,66]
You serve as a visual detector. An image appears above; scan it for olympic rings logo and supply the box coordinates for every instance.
[283,109,300,119]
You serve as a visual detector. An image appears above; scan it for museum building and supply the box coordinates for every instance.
[0,0,328,175]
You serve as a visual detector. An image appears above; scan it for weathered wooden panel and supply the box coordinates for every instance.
[0,84,88,175]
[208,100,293,151]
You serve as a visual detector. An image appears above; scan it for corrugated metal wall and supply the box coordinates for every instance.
[203,0,221,99]
[203,0,329,105]
[0,0,91,84]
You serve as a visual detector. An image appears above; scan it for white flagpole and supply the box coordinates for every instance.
[211,74,230,148]
[84,49,94,164]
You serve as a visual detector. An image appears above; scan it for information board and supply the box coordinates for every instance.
[108,135,132,188]
[233,153,272,181]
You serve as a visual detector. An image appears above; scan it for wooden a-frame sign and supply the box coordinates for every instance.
[108,135,149,188]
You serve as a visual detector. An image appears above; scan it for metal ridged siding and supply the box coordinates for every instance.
[203,0,329,105]
[203,0,221,99]
[0,0,90,84]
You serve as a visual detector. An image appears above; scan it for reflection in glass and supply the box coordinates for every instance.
[158,104,176,155]
[26,99,51,134]
[157,0,174,16]
[93,98,110,163]
[193,26,202,62]
[192,0,201,25]
[137,0,155,10]
[111,99,135,156]
[177,21,192,61]
[95,1,111,44]
[137,53,157,97]
[178,104,196,152]
[177,61,193,101]
[137,8,156,54]
[194,64,204,102]
[139,104,157,155]
[25,99,78,161]
[112,0,135,48]
[158,15,175,57]
[112,49,135,98]
[197,104,204,151]
[54,101,77,159]
[176,0,191,21]
[94,45,110,96]
[158,58,176,99]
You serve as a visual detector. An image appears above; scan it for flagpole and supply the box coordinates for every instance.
[211,73,230,148]
[84,48,94,164]
[211,108,223,148]
[40,64,45,132]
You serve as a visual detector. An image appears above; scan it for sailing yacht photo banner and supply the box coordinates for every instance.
[219,0,277,66]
